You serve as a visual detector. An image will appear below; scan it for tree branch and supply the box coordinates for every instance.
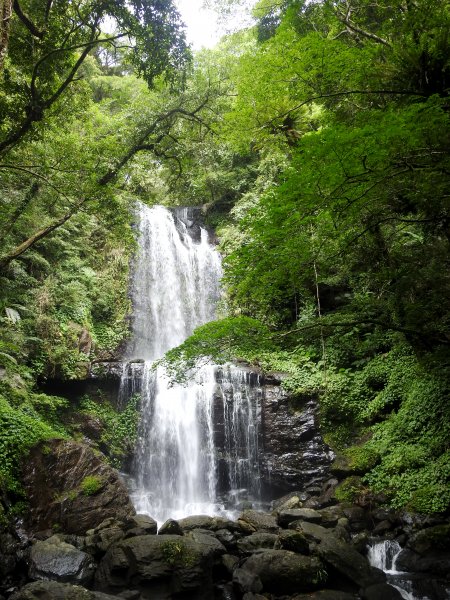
[13,0,44,38]
[0,199,87,270]
[275,319,448,343]
[0,163,73,199]
[0,0,12,70]
[335,7,391,47]
[0,93,214,268]
[262,89,428,130]
[0,33,127,155]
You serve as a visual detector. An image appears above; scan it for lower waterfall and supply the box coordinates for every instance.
[367,540,433,600]
[121,203,264,524]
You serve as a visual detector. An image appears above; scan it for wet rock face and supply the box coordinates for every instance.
[22,439,135,535]
[260,383,335,493]
[29,536,95,586]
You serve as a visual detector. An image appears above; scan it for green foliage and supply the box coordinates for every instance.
[0,0,449,519]
[80,475,103,496]
[0,394,64,493]
[163,317,278,383]
[79,394,140,468]
[334,476,367,504]
[362,365,450,513]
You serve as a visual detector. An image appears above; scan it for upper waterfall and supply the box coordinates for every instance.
[123,203,263,523]
[127,203,222,361]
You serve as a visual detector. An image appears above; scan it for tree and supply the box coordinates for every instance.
[0,0,190,155]
[0,78,220,270]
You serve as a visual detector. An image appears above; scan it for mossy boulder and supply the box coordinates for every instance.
[407,524,450,555]
[95,534,217,599]
[22,439,135,534]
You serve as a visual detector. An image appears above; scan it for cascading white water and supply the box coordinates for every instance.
[367,541,432,600]
[127,204,221,361]
[132,364,219,522]
[122,203,263,524]
[368,539,402,574]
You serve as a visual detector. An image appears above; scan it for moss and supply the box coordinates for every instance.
[334,476,367,503]
[80,475,103,496]
[160,540,198,567]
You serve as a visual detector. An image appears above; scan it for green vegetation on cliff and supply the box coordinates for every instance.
[0,0,449,515]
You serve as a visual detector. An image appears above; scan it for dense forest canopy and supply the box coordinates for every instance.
[0,0,449,517]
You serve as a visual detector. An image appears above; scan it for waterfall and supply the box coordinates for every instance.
[367,541,432,600]
[122,203,263,524]
[367,539,402,574]
[126,204,221,361]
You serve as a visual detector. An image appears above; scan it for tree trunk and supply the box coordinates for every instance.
[0,0,12,71]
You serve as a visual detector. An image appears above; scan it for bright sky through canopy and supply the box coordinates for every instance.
[176,0,254,49]
[176,0,220,49]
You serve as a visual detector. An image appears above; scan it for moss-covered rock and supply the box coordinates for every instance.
[22,439,135,534]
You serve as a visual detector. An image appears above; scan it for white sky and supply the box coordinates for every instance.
[176,0,220,49]
[176,0,254,50]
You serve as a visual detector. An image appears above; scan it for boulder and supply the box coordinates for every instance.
[125,514,157,536]
[351,532,370,554]
[177,515,239,533]
[272,492,307,511]
[158,519,183,536]
[238,510,279,533]
[215,528,240,551]
[22,439,135,535]
[318,508,341,528]
[278,508,322,527]
[372,520,393,535]
[236,533,278,554]
[233,568,263,595]
[342,506,370,532]
[10,581,118,600]
[95,534,216,599]
[288,520,330,541]
[330,453,364,478]
[291,592,357,600]
[29,537,95,586]
[185,530,227,557]
[360,583,403,599]
[221,553,239,576]
[314,479,339,508]
[395,548,450,577]
[406,524,450,555]
[294,521,385,588]
[85,526,125,558]
[276,530,310,554]
[236,549,326,595]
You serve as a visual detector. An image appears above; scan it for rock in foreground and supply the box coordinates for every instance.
[22,439,135,535]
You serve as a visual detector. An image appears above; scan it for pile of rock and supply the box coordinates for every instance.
[7,506,404,600]
[3,440,449,600]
